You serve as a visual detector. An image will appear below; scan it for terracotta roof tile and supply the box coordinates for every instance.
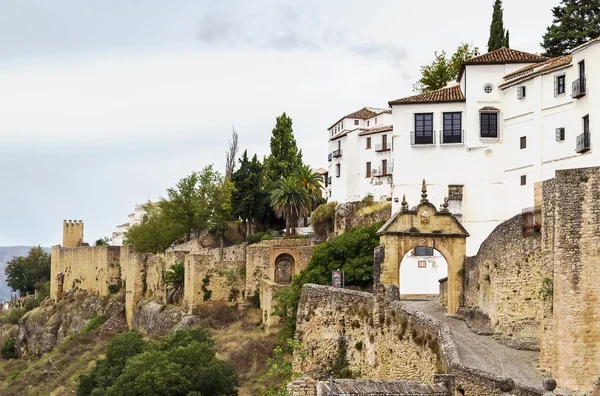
[457,48,548,80]
[358,125,393,136]
[499,55,573,88]
[389,85,464,106]
[327,107,388,130]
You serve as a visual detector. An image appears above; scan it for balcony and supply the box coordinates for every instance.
[440,129,464,144]
[332,149,343,158]
[572,78,586,99]
[576,131,590,153]
[411,130,435,145]
[375,144,391,152]
[328,153,332,162]
[327,176,332,185]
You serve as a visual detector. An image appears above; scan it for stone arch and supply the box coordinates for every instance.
[274,253,295,285]
[377,181,469,313]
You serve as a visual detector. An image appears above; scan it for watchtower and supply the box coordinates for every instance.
[63,220,84,247]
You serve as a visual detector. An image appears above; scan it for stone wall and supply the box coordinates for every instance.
[246,238,313,298]
[287,376,451,396]
[462,214,543,349]
[548,167,600,392]
[259,279,286,329]
[438,278,447,308]
[334,201,391,236]
[50,245,121,300]
[539,178,555,371]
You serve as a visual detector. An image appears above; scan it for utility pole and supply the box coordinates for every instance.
[329,371,334,396]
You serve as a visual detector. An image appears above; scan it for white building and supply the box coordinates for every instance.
[109,203,149,246]
[324,42,599,260]
[388,43,599,256]
[326,107,394,202]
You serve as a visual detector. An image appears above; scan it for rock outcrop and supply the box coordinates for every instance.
[131,300,198,336]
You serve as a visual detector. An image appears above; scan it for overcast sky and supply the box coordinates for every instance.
[0,0,557,246]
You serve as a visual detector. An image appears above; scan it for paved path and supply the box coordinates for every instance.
[401,299,545,389]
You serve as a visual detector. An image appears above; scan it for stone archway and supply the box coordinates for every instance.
[377,181,469,314]
[274,253,295,285]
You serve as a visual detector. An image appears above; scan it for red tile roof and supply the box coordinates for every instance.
[327,107,389,130]
[457,48,548,80]
[499,55,573,88]
[358,125,393,136]
[389,85,464,106]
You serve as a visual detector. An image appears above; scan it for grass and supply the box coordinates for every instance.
[356,201,391,217]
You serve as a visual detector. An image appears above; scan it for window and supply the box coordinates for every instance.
[335,163,340,177]
[442,112,462,143]
[382,159,388,175]
[480,112,498,138]
[354,119,359,125]
[382,134,388,150]
[555,75,566,95]
[555,127,565,141]
[341,122,343,130]
[418,260,427,268]
[367,120,370,127]
[375,117,378,124]
[517,86,526,99]
[414,246,434,256]
[366,137,371,149]
[337,141,341,150]
[366,162,371,178]
[414,113,434,144]
[521,175,527,186]
[520,136,527,149]
[484,84,493,93]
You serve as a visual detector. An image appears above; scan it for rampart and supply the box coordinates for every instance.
[295,284,542,396]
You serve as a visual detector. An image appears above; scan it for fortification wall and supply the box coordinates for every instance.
[539,178,555,371]
[334,201,391,236]
[259,279,286,329]
[549,167,600,392]
[62,220,84,247]
[246,238,313,298]
[50,245,121,300]
[462,214,543,349]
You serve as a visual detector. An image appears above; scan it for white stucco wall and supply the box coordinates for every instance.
[400,250,448,295]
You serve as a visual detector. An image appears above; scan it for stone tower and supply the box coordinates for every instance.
[63,220,84,247]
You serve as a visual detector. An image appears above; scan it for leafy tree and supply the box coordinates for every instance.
[160,172,207,242]
[164,262,185,304]
[273,222,383,341]
[232,151,267,236]
[270,177,311,237]
[4,246,50,296]
[124,203,183,253]
[95,237,110,246]
[541,0,600,56]
[413,43,479,93]
[260,339,306,396]
[78,329,238,396]
[488,0,510,52]
[264,113,303,186]
[225,126,239,181]
[208,178,236,246]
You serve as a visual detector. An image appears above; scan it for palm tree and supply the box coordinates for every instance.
[295,165,324,209]
[164,262,185,304]
[270,176,311,237]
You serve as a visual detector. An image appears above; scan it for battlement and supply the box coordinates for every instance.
[63,219,84,247]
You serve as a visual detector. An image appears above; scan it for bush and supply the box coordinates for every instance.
[1,337,17,359]
[80,314,107,334]
[311,201,337,240]
[0,308,26,325]
[245,231,273,245]
[273,222,383,341]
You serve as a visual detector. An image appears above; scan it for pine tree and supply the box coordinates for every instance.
[264,112,303,185]
[231,150,267,236]
[488,0,508,52]
[541,0,600,57]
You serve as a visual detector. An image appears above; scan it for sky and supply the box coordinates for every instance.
[0,0,558,246]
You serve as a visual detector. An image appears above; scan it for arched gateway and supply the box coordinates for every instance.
[377,181,469,314]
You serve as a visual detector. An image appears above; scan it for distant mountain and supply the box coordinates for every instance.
[0,246,51,301]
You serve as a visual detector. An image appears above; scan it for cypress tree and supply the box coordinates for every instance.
[488,0,508,52]
[504,30,510,48]
[541,0,600,57]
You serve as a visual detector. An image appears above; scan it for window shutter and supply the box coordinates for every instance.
[555,128,565,141]
[554,76,558,96]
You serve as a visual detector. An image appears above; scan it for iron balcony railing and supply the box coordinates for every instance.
[411,130,436,145]
[327,176,332,185]
[375,144,391,152]
[332,149,343,158]
[576,131,590,153]
[572,78,586,99]
[328,153,332,162]
[440,129,464,144]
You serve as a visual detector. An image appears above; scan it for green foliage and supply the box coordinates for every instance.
[1,337,17,359]
[95,237,110,246]
[311,201,337,240]
[5,246,50,296]
[164,262,185,304]
[294,164,324,208]
[124,202,183,253]
[78,329,238,396]
[80,314,107,334]
[270,176,311,237]
[232,150,268,233]
[202,275,212,302]
[108,280,122,294]
[245,231,273,245]
[264,112,303,186]
[22,281,50,311]
[413,43,479,93]
[541,0,600,56]
[0,308,26,325]
[488,0,509,52]
[273,222,383,341]
[539,277,554,301]
[208,179,236,243]
[261,339,305,396]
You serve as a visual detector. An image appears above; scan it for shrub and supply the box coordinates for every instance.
[361,194,374,207]
[354,341,363,351]
[245,231,273,245]
[1,337,18,359]
[311,201,337,240]
[164,262,185,304]
[80,314,107,334]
